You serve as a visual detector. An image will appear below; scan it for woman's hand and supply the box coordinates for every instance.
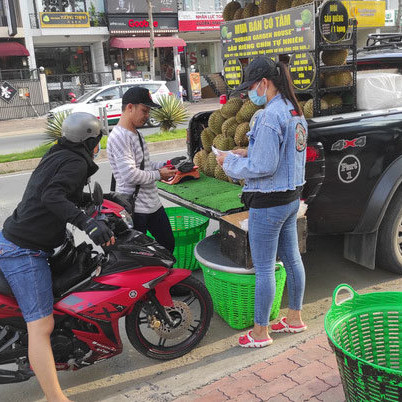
[231,148,248,157]
[216,154,227,166]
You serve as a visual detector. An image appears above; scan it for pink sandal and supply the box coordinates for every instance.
[238,330,273,348]
[271,317,307,333]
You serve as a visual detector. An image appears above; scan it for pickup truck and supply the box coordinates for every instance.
[187,34,402,275]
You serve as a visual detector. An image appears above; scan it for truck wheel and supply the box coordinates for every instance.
[377,188,402,274]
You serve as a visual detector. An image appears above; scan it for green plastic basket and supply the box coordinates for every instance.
[166,207,209,271]
[200,262,287,329]
[325,284,402,402]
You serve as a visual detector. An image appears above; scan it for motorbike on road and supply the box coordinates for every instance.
[0,183,213,383]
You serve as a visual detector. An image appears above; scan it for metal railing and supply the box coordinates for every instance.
[0,69,40,81]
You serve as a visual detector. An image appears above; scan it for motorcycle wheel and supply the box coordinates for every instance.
[125,276,213,360]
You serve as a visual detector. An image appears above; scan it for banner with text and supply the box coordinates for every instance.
[178,11,223,31]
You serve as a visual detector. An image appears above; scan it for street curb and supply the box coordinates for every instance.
[0,138,187,175]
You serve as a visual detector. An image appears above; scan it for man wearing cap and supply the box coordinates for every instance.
[107,86,177,253]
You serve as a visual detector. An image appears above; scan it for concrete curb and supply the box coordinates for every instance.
[0,138,187,175]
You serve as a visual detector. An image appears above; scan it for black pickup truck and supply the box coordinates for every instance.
[187,34,402,275]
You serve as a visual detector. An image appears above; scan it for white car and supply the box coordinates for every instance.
[47,80,171,127]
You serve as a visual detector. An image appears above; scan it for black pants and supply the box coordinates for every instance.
[133,206,175,253]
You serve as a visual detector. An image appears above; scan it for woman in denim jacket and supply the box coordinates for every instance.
[217,57,308,348]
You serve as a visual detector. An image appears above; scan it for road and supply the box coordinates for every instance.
[0,150,401,401]
[0,123,187,155]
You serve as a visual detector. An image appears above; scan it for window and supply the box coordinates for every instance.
[42,0,86,12]
[96,87,120,101]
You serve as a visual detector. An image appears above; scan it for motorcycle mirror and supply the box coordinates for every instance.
[93,182,104,206]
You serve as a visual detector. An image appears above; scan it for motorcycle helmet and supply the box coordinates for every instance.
[62,112,104,152]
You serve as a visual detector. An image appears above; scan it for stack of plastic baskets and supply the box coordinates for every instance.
[200,262,287,329]
[165,207,209,270]
[325,284,402,401]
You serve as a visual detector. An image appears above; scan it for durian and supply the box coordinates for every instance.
[208,110,226,135]
[205,152,218,177]
[193,149,208,172]
[233,7,244,20]
[222,117,238,138]
[303,98,329,118]
[243,2,259,18]
[201,127,215,152]
[291,0,313,7]
[234,122,250,147]
[276,0,291,11]
[258,0,276,15]
[213,134,236,151]
[215,164,229,182]
[222,1,241,21]
[322,94,343,108]
[324,71,353,88]
[236,100,262,123]
[221,97,243,118]
[321,49,348,66]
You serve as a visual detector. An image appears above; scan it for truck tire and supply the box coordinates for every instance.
[376,188,402,274]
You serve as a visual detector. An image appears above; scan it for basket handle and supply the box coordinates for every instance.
[332,284,358,307]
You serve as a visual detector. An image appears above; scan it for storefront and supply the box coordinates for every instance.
[107,0,183,94]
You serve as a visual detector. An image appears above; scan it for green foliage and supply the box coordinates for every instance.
[45,110,71,143]
[0,143,52,163]
[150,95,189,132]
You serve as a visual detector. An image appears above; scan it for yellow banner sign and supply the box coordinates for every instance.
[342,1,385,27]
[40,12,90,28]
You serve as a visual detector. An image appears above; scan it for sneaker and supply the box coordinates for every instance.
[271,317,307,333]
[238,330,273,348]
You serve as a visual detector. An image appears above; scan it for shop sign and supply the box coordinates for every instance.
[223,59,243,90]
[189,72,201,101]
[39,12,90,28]
[341,1,385,27]
[0,81,17,103]
[178,11,223,32]
[108,15,178,33]
[384,9,397,26]
[289,52,316,90]
[319,0,349,43]
[107,0,177,14]
[221,4,315,62]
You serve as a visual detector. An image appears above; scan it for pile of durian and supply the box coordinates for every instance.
[193,97,263,183]
[223,0,312,21]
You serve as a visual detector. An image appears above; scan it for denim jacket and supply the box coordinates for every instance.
[223,94,307,193]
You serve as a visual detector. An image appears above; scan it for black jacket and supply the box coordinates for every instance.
[3,140,98,251]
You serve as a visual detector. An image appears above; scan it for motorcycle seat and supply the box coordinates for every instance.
[0,268,13,296]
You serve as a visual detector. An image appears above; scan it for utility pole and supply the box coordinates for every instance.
[399,0,402,32]
[147,0,155,79]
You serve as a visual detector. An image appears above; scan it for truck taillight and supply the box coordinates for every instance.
[306,146,319,162]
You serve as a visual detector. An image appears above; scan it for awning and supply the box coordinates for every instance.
[110,37,186,49]
[0,42,29,57]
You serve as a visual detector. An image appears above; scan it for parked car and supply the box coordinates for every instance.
[47,80,171,127]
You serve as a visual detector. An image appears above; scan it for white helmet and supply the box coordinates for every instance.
[62,112,102,143]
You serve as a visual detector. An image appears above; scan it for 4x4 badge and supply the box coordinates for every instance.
[331,136,366,151]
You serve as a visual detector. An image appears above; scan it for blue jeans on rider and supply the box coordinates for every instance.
[248,199,306,327]
[0,230,53,323]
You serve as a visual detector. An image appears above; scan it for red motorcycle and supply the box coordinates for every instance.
[0,183,213,383]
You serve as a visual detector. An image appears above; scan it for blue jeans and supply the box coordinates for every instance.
[0,231,53,323]
[248,199,305,326]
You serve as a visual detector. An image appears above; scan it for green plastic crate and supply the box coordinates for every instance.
[325,284,402,402]
[166,207,209,271]
[200,262,287,329]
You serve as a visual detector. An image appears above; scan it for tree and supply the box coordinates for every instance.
[147,0,155,80]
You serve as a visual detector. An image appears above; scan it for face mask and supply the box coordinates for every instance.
[248,81,267,106]
[93,142,101,159]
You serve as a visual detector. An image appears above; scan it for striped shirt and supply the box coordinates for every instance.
[107,125,165,214]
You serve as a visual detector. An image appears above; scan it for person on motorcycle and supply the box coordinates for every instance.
[0,112,115,402]
[107,86,177,253]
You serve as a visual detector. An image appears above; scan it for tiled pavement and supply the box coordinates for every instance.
[173,333,345,402]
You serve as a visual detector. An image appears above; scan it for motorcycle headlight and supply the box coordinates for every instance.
[120,209,133,229]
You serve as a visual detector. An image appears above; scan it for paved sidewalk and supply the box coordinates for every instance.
[0,98,221,138]
[173,333,345,402]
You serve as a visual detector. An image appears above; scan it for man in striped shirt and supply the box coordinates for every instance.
[107,86,177,252]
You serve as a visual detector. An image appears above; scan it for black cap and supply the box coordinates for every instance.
[122,86,161,108]
[237,57,279,91]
